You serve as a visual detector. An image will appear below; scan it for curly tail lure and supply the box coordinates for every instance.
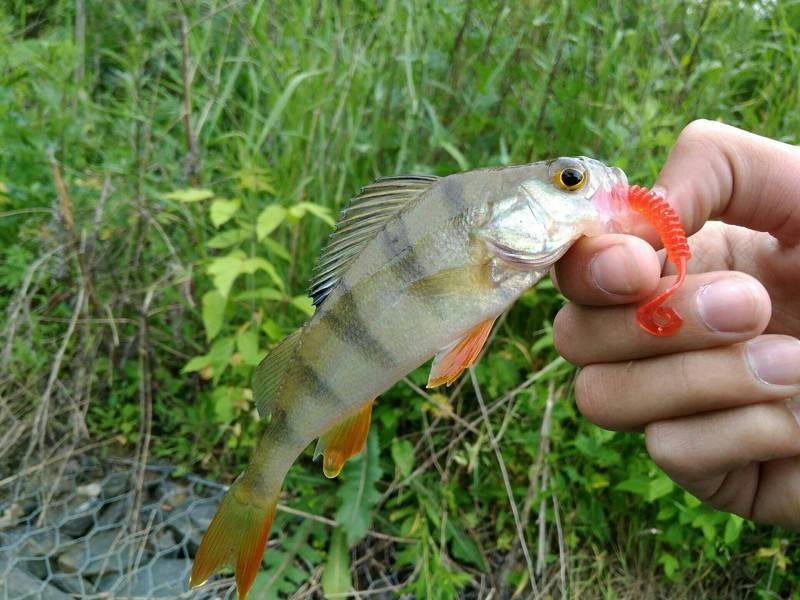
[626,185,692,336]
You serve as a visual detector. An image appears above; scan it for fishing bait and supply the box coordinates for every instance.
[189,157,690,598]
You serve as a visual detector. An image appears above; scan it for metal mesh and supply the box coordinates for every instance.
[0,457,238,599]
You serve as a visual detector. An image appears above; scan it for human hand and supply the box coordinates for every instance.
[552,120,800,529]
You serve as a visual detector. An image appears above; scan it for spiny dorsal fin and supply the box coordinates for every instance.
[308,175,439,308]
[252,329,302,418]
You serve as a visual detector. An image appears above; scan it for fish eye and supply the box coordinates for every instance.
[554,167,587,191]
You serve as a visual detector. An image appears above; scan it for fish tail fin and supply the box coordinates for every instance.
[189,477,280,600]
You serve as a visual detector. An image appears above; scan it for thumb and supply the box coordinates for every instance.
[655,120,800,246]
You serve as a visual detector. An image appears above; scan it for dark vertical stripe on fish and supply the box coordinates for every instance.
[296,358,345,407]
[269,406,300,446]
[383,218,427,283]
[440,175,465,214]
[322,292,396,369]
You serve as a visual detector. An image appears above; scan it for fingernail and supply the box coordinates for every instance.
[590,245,641,295]
[697,278,761,333]
[746,336,800,387]
[787,397,800,427]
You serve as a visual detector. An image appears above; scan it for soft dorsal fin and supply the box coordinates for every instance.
[308,175,439,308]
[252,329,302,418]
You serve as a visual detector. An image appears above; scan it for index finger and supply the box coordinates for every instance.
[657,119,800,244]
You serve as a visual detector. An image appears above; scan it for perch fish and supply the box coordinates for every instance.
[189,157,690,598]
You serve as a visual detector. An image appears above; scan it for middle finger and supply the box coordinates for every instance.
[554,271,771,366]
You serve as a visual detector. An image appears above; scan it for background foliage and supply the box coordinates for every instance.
[1,0,799,597]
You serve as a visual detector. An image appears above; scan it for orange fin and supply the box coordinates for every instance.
[314,400,374,479]
[189,479,278,600]
[427,317,496,388]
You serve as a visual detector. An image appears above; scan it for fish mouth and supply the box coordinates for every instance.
[587,166,631,234]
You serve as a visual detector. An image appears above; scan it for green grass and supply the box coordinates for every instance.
[2,0,799,597]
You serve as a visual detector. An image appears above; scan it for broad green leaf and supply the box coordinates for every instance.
[210,198,241,227]
[163,188,214,203]
[241,257,285,290]
[260,238,291,261]
[647,474,675,501]
[256,205,287,240]
[321,528,351,598]
[237,329,262,366]
[262,319,284,341]
[212,386,241,424]
[206,229,249,249]
[391,438,414,477]
[208,336,235,380]
[658,552,679,578]
[207,252,245,298]
[447,521,487,570]
[201,290,226,341]
[290,295,314,317]
[235,167,274,193]
[723,514,743,544]
[335,431,383,545]
[615,477,649,497]
[287,202,335,226]
[181,354,212,374]
[235,287,284,302]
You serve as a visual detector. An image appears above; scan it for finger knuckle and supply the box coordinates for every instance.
[645,422,698,478]
[553,306,586,366]
[575,366,608,425]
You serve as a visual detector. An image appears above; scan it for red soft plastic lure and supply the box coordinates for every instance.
[626,185,691,336]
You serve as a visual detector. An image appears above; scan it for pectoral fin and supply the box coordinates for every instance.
[427,317,496,388]
[314,400,374,478]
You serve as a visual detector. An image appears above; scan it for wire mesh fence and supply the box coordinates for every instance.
[0,455,238,599]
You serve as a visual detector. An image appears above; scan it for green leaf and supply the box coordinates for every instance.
[237,329,262,366]
[201,291,226,341]
[163,188,214,202]
[615,477,649,497]
[208,336,235,380]
[658,552,679,579]
[206,229,249,249]
[210,198,241,227]
[262,319,284,341]
[391,438,415,477]
[447,521,487,570]
[335,431,383,545]
[723,514,743,544]
[260,238,291,261]
[289,294,314,317]
[321,528,351,598]
[182,354,212,374]
[234,287,285,302]
[287,202,335,226]
[241,257,285,290]
[212,386,240,424]
[235,167,275,193]
[207,252,245,298]
[647,474,675,501]
[256,205,287,240]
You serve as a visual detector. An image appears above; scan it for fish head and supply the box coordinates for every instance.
[479,156,629,268]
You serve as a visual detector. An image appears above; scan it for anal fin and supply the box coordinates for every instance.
[314,400,374,478]
[426,317,496,388]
